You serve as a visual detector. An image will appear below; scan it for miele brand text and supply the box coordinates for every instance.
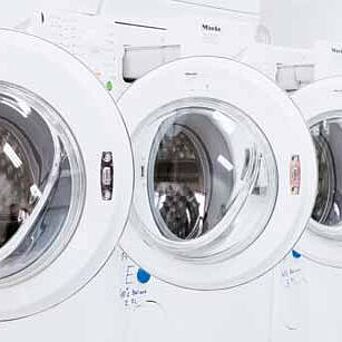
[331,47,342,54]
[201,24,221,32]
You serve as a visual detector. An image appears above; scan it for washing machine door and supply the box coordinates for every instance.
[118,56,317,290]
[294,77,342,267]
[0,30,133,319]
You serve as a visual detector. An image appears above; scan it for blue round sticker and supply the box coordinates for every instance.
[292,250,302,259]
[137,268,151,284]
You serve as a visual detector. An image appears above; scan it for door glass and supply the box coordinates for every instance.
[134,98,278,260]
[0,82,85,282]
[151,124,210,240]
[311,116,342,228]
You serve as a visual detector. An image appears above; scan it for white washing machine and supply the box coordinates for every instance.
[0,29,134,341]
[269,77,342,342]
[115,55,317,341]
[242,43,342,341]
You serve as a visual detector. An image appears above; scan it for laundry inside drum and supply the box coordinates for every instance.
[0,100,57,250]
[152,124,212,240]
[0,123,42,246]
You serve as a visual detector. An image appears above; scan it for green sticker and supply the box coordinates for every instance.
[106,81,113,91]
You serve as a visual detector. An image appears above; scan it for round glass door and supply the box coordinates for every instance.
[0,29,134,320]
[119,56,317,289]
[134,98,278,261]
[0,82,85,283]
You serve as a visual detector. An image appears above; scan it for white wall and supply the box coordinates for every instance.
[261,0,342,48]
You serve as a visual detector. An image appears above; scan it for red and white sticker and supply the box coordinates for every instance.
[290,155,301,195]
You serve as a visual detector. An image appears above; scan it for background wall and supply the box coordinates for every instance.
[260,0,342,48]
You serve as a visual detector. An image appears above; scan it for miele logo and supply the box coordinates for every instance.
[201,24,221,33]
[331,47,342,54]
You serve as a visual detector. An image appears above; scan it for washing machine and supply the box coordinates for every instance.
[242,43,342,341]
[114,55,317,341]
[0,29,134,341]
[268,77,342,342]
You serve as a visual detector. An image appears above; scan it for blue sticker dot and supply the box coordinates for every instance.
[137,268,151,284]
[292,250,302,259]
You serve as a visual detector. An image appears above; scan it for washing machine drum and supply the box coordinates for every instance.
[294,77,342,267]
[119,56,317,290]
[0,31,133,319]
